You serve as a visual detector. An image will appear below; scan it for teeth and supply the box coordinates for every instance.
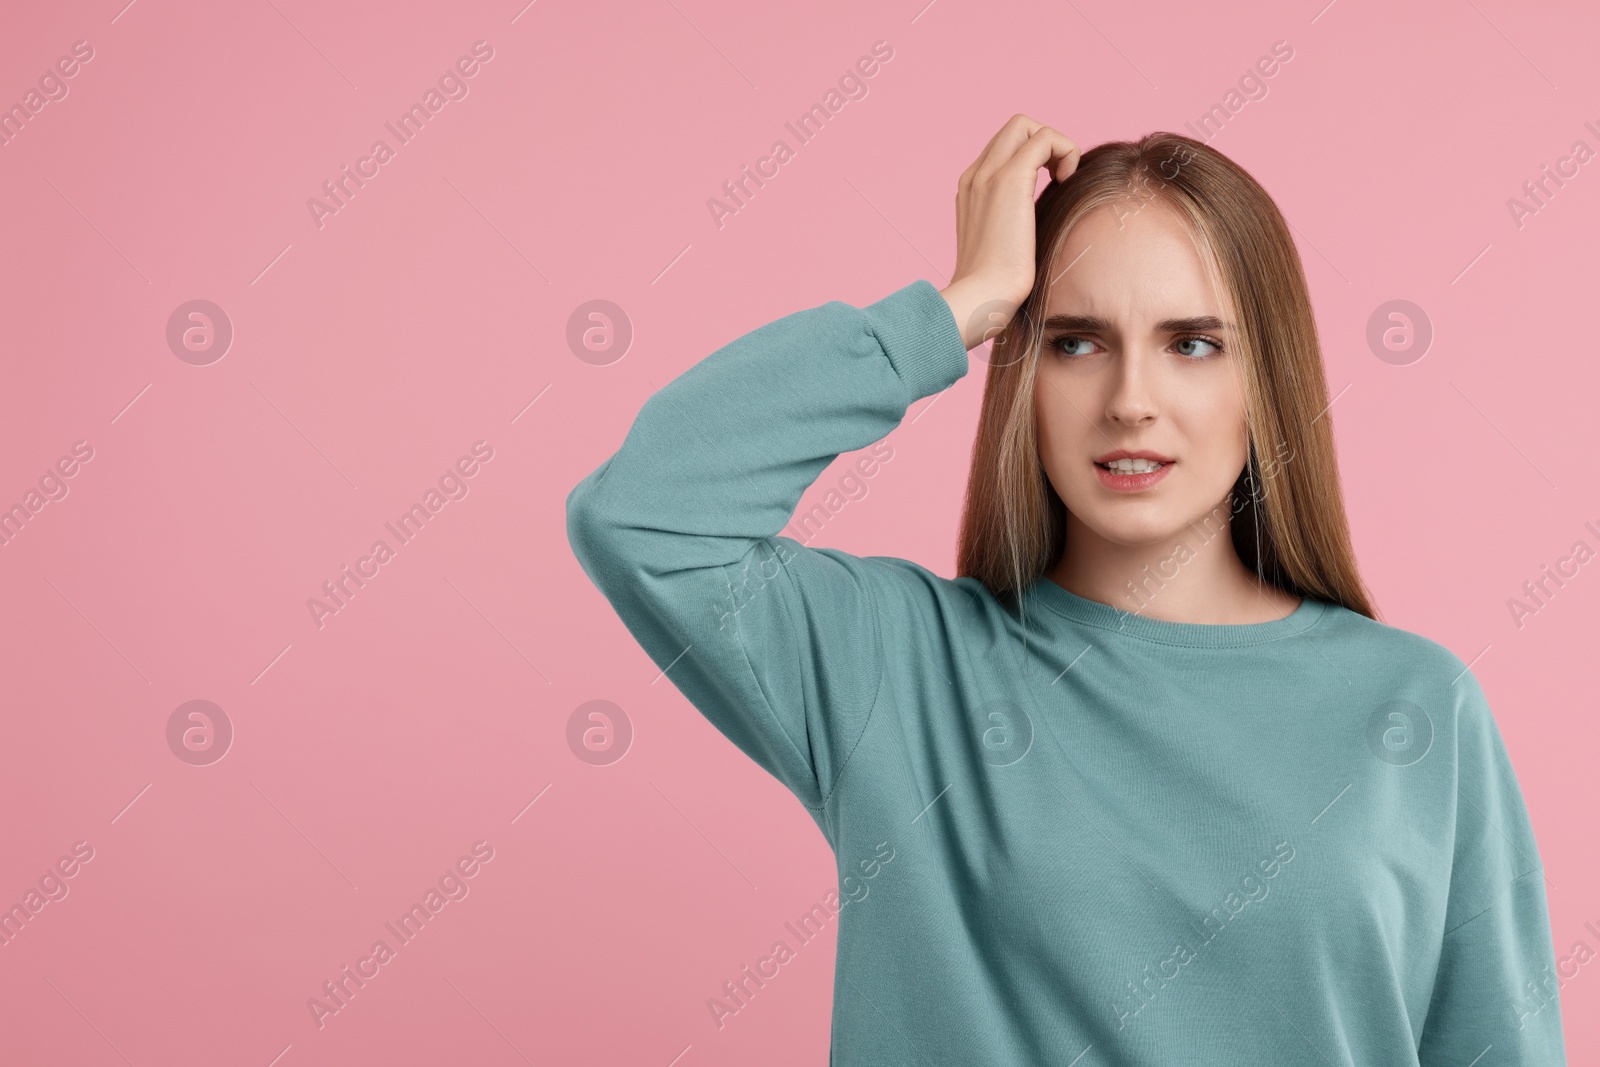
[1102,457,1165,473]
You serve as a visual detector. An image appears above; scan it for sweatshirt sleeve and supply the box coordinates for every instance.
[1416,670,1567,1065]
[564,280,970,811]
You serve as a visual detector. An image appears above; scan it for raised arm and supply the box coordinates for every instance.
[566,114,1081,813]
[565,282,970,811]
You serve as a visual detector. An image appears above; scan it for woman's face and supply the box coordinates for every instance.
[1033,198,1250,550]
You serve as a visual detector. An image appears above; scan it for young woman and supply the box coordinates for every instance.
[566,115,1566,1065]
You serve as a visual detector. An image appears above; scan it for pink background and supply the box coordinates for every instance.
[2,0,1597,1063]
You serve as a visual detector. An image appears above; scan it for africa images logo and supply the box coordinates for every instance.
[1365,699,1433,767]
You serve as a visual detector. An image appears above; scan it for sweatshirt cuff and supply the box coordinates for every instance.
[861,279,971,402]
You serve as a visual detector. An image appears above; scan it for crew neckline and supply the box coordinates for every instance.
[1022,575,1328,647]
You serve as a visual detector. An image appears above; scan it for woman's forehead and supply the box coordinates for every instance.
[1045,203,1226,320]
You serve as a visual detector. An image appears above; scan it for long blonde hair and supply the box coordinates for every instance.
[954,131,1379,621]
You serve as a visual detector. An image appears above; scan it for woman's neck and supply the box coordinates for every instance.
[1046,516,1301,625]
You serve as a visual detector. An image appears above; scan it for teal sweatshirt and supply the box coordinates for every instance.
[565,279,1567,1065]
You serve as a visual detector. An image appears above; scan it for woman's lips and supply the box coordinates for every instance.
[1094,460,1173,492]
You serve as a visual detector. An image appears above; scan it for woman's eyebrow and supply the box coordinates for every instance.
[1041,313,1235,333]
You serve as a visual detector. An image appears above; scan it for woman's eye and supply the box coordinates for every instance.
[1050,335,1096,357]
[1175,336,1222,359]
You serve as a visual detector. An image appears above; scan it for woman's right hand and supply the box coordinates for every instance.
[939,114,1080,351]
